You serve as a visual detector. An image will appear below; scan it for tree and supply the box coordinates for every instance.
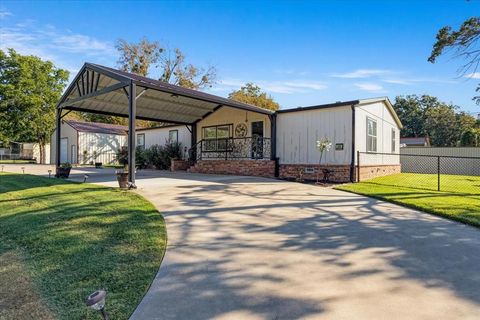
[228,83,280,111]
[428,17,480,104]
[393,94,476,146]
[0,49,69,163]
[460,128,480,146]
[116,38,163,77]
[116,38,217,89]
[424,104,459,147]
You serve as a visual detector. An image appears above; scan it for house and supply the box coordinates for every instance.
[136,124,191,158]
[50,120,127,164]
[55,63,403,184]
[400,136,430,147]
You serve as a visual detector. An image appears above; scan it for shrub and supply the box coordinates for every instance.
[136,146,149,169]
[145,142,182,170]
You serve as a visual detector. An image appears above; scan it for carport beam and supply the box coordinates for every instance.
[55,108,61,169]
[128,82,136,186]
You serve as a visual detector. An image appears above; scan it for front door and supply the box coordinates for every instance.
[251,121,264,159]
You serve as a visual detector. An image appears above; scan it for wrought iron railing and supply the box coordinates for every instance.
[189,137,271,161]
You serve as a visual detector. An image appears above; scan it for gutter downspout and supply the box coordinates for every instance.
[350,104,356,182]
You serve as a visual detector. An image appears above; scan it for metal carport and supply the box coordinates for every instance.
[56,63,275,187]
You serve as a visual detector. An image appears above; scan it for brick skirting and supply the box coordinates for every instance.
[170,159,190,171]
[358,164,401,181]
[279,164,352,182]
[189,160,275,178]
[279,163,401,182]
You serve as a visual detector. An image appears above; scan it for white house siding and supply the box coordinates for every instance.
[50,121,78,164]
[276,106,352,165]
[354,101,400,165]
[136,125,191,159]
[196,106,271,140]
[78,132,126,164]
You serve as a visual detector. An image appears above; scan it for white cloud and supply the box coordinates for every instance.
[214,78,327,94]
[354,82,385,92]
[0,9,12,19]
[333,69,392,78]
[0,21,116,63]
[465,72,480,79]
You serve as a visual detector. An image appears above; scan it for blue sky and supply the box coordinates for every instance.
[0,0,479,114]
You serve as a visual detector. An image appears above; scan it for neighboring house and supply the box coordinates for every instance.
[50,120,127,164]
[400,136,430,147]
[136,124,191,159]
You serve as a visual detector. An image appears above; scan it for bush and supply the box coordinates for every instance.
[136,146,149,169]
[145,142,183,170]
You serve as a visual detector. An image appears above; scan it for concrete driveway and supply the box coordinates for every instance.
[3,165,480,319]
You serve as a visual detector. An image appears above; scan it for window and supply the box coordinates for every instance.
[391,128,396,152]
[202,124,232,151]
[137,133,145,150]
[169,130,178,143]
[366,117,377,152]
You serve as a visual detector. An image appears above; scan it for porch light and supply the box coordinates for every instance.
[83,174,89,183]
[85,290,109,320]
[48,169,52,178]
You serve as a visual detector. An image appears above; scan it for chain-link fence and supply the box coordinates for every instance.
[357,152,480,194]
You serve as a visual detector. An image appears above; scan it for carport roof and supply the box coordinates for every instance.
[58,63,273,125]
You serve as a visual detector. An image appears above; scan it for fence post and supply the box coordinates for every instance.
[437,156,440,191]
[357,151,360,182]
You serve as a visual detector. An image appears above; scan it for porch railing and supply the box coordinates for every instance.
[189,137,271,161]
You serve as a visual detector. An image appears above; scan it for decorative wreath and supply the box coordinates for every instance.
[235,123,248,137]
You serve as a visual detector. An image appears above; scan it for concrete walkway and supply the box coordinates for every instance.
[3,165,480,319]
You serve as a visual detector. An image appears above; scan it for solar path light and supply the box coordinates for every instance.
[83,174,89,183]
[85,290,109,320]
[48,169,52,178]
[21,167,25,174]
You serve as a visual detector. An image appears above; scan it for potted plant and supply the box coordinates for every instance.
[93,151,102,168]
[115,147,129,189]
[56,162,72,178]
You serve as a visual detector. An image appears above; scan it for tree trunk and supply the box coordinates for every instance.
[39,143,44,164]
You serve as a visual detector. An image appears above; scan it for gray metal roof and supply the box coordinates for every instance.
[58,63,273,125]
[65,120,127,135]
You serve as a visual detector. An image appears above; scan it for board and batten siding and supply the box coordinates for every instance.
[276,106,353,165]
[354,101,400,165]
[137,125,191,158]
[78,132,126,164]
[50,121,78,164]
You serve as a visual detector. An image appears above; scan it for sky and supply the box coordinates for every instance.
[0,0,479,114]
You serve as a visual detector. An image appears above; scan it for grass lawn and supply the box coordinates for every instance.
[0,159,35,164]
[0,173,167,319]
[336,173,480,227]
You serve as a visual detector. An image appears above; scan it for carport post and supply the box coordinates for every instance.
[55,107,62,173]
[128,81,136,186]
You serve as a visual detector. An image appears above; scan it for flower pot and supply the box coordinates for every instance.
[56,167,71,178]
[116,172,129,189]
[95,162,102,168]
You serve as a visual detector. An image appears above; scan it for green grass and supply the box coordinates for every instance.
[0,159,35,164]
[0,173,167,319]
[336,173,480,227]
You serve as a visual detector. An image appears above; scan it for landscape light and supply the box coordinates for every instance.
[1,165,4,172]
[85,290,109,320]
[83,174,89,183]
[48,169,52,178]
[21,167,25,174]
